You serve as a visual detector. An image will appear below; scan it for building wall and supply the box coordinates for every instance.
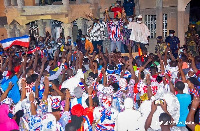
[24,0,35,6]
[163,7,178,36]
[0,28,7,40]
[139,0,179,52]
[99,0,125,12]
[140,0,177,9]
[0,0,6,17]
[140,0,156,9]
[0,0,7,39]
[163,0,177,7]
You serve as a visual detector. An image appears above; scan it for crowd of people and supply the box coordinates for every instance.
[0,1,200,131]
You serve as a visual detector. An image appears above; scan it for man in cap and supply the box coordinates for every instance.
[128,14,150,51]
[165,30,180,59]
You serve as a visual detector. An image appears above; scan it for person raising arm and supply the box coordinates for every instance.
[186,97,200,131]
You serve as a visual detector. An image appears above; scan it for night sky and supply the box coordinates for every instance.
[190,0,200,22]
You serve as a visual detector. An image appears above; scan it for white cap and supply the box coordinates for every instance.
[137,14,142,19]
[124,98,133,109]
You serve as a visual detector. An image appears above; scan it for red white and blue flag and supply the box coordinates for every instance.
[0,35,30,49]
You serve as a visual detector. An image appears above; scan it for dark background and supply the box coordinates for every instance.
[190,0,200,22]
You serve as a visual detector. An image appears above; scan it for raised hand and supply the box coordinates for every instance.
[8,82,14,90]
[139,66,144,72]
[188,54,194,61]
[177,59,183,68]
[151,101,157,113]
[44,76,49,86]
[128,44,132,52]
[191,97,200,110]
[42,56,47,64]
[21,79,26,88]
[61,58,66,64]
[164,74,170,81]
[147,58,153,63]
[49,60,54,66]
[65,89,70,99]
[101,67,106,74]
[146,74,151,85]
[55,50,59,58]
[157,52,161,59]
[29,92,35,103]
[88,86,93,95]
[160,99,168,112]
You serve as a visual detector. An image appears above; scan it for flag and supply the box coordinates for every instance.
[0,35,30,49]
[27,47,40,54]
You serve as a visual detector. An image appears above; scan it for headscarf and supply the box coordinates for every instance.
[0,104,19,130]
[124,98,133,109]
[71,104,84,117]
[50,96,61,110]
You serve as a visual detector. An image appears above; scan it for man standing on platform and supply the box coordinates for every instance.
[123,0,135,17]
[105,11,124,52]
[165,30,180,59]
[128,15,150,52]
[87,17,106,53]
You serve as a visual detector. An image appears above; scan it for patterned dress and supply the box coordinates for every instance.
[87,22,107,42]
[107,19,124,42]
[122,28,133,46]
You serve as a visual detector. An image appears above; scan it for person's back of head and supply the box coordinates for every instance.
[14,110,24,126]
[159,113,171,130]
[51,79,60,87]
[124,98,133,109]
[170,60,178,67]
[112,83,119,92]
[175,81,185,91]
[181,54,187,62]
[156,76,162,83]
[65,123,77,131]
[140,71,145,80]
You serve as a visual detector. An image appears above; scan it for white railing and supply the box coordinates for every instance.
[163,14,167,38]
[4,0,24,8]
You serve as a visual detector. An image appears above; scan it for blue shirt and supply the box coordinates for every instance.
[176,94,191,127]
[1,75,20,104]
[165,36,180,50]
[123,0,135,16]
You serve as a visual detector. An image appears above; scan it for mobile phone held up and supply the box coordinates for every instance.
[154,99,164,105]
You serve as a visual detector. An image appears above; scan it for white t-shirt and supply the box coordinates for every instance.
[61,69,84,96]
[128,22,150,44]
[115,109,141,131]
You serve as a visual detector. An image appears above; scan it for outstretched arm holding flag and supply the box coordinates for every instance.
[0,35,30,49]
